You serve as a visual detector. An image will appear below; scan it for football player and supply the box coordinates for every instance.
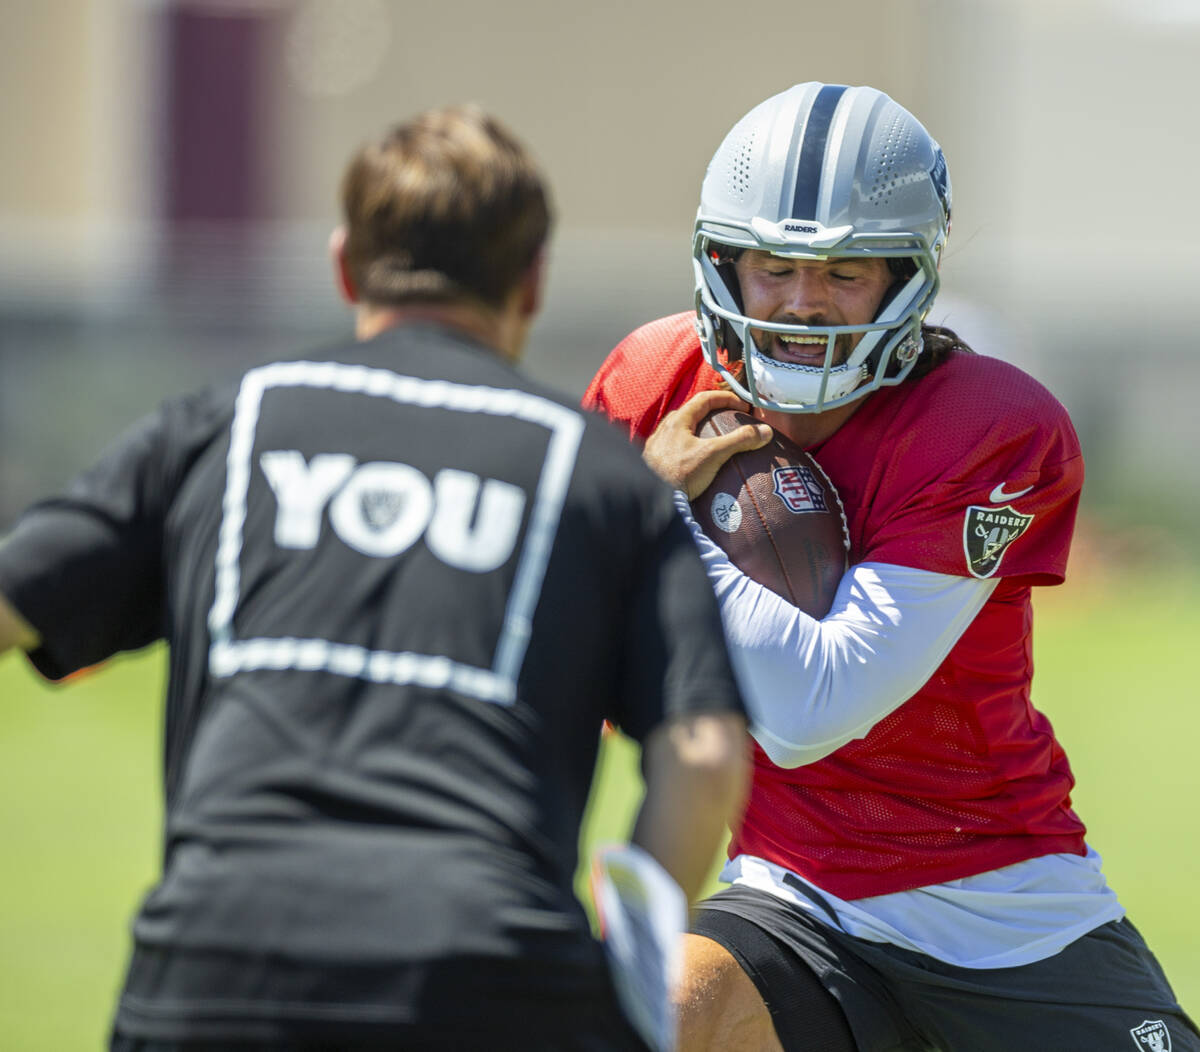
[585,83,1199,1052]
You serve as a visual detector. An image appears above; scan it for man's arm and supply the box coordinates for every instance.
[642,392,997,769]
[681,501,996,767]
[0,591,39,654]
[631,711,749,903]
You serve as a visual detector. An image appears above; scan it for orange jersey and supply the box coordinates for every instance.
[585,313,1088,899]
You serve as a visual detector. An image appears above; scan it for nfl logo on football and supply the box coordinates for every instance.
[1131,1019,1172,1051]
[772,465,828,514]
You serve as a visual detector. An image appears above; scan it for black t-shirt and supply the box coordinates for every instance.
[0,323,743,1040]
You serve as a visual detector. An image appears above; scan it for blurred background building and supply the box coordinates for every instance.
[2,0,1198,563]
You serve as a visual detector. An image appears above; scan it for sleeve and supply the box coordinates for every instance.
[611,487,747,744]
[0,405,178,680]
[859,373,1084,585]
[676,493,995,767]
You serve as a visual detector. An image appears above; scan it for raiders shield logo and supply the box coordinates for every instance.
[360,489,406,532]
[1130,1019,1171,1051]
[962,504,1033,578]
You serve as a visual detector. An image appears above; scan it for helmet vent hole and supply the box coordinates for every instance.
[726,129,758,199]
[865,109,919,208]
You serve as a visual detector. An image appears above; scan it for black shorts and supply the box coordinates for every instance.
[109,946,651,1052]
[111,1027,646,1052]
[109,969,649,1052]
[111,1002,649,1052]
[692,884,1200,1052]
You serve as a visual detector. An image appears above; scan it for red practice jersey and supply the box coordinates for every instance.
[584,312,1088,899]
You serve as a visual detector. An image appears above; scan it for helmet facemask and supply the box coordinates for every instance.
[694,236,941,414]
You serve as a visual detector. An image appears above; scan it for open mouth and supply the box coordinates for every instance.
[769,333,827,366]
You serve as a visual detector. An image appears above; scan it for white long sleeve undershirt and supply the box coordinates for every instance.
[674,492,997,767]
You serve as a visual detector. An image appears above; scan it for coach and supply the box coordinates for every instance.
[0,105,749,1051]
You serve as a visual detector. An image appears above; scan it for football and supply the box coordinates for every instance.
[691,409,849,618]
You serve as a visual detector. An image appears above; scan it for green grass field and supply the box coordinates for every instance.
[2,567,1197,1049]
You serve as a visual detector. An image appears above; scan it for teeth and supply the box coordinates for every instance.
[779,335,824,344]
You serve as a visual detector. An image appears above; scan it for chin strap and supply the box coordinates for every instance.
[698,250,746,362]
[849,267,928,375]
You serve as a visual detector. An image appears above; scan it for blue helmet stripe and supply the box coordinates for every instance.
[791,84,847,221]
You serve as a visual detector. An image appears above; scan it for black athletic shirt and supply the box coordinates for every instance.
[0,323,744,1041]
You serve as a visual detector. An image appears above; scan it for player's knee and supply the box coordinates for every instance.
[675,933,782,1052]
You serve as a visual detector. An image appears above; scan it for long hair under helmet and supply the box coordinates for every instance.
[693,83,952,414]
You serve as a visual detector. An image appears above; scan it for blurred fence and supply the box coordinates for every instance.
[2,222,1199,564]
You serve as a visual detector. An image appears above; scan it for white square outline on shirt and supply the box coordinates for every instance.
[207,359,584,705]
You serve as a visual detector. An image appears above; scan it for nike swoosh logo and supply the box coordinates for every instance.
[989,483,1033,503]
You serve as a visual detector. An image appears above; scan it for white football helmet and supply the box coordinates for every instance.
[693,83,952,413]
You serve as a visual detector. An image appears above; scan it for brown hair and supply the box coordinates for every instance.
[339,104,552,309]
[911,323,975,379]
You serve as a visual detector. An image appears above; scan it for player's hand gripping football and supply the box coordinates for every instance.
[642,390,773,499]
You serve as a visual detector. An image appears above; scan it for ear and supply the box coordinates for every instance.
[517,246,547,319]
[329,225,359,305]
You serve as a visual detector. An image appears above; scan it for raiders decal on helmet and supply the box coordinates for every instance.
[962,504,1033,578]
